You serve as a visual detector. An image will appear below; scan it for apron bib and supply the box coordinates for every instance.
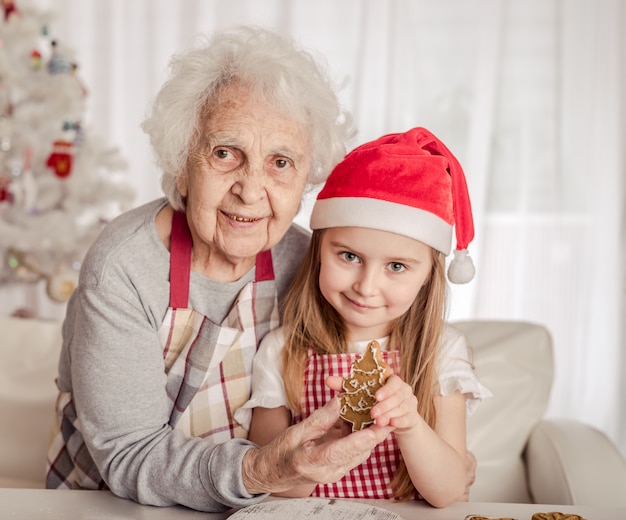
[159,210,279,442]
[46,210,279,489]
[295,348,402,499]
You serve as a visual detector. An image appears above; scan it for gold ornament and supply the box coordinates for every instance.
[45,268,78,302]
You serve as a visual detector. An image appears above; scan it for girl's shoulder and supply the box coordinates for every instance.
[439,324,471,362]
[438,324,493,408]
[442,323,467,342]
[259,326,287,355]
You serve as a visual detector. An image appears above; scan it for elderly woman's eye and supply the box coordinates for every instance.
[210,147,241,171]
[215,148,232,159]
[275,158,291,169]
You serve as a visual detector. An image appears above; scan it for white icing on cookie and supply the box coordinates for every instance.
[340,340,391,431]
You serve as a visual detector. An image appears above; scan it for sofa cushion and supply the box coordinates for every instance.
[453,320,553,503]
[526,418,626,506]
[0,316,63,488]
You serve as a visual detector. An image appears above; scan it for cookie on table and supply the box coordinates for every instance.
[340,340,391,432]
[465,509,585,520]
[532,513,585,520]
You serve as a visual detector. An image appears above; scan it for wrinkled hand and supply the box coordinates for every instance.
[318,417,352,444]
[242,396,393,494]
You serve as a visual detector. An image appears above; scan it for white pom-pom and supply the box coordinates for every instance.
[447,249,475,284]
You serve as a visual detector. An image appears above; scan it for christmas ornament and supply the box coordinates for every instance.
[0,174,11,202]
[46,267,78,302]
[30,49,41,69]
[2,0,17,22]
[47,39,74,75]
[46,139,73,178]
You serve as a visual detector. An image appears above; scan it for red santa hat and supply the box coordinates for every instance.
[310,126,475,283]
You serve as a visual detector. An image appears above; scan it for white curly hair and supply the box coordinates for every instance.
[141,25,354,211]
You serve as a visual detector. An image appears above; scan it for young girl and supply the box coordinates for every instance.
[234,127,491,507]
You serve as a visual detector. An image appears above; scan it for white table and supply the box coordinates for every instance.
[1,489,624,519]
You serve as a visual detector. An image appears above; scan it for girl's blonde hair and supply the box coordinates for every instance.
[281,229,448,501]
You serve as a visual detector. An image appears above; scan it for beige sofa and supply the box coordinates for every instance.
[455,320,626,506]
[1,316,625,505]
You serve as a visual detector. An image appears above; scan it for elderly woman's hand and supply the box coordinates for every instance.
[241,396,393,494]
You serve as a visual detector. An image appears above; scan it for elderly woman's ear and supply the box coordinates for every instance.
[175,172,188,198]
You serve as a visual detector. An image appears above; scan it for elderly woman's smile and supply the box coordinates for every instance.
[223,211,262,223]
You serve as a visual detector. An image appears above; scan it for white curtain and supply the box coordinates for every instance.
[18,0,626,456]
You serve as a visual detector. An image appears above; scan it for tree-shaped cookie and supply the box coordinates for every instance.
[340,340,391,431]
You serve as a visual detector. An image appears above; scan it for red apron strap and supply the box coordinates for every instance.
[255,249,275,282]
[169,210,192,308]
[169,211,274,307]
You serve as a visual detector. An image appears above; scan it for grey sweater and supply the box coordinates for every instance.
[55,198,310,511]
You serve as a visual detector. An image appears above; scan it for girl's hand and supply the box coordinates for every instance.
[370,375,419,433]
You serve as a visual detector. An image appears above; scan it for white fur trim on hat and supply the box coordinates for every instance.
[310,197,453,254]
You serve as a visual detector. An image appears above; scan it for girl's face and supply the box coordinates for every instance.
[318,226,433,341]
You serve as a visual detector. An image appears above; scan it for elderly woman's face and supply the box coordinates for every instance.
[178,84,312,273]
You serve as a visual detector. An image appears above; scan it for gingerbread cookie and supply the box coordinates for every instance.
[340,340,391,431]
[532,513,585,520]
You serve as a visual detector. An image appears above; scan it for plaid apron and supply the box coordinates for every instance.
[46,210,279,489]
[295,348,402,499]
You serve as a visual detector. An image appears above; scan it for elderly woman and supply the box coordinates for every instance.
[45,26,392,511]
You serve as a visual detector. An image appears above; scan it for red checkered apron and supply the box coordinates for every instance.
[46,210,279,489]
[295,348,402,498]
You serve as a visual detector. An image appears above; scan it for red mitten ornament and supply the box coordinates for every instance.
[46,140,74,178]
[0,175,11,202]
[2,0,17,21]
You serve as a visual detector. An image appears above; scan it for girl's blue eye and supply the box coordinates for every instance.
[340,251,359,263]
[388,262,407,273]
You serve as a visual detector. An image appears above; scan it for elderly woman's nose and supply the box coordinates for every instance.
[231,170,266,203]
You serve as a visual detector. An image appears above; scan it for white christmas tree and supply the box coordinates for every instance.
[0,1,134,304]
